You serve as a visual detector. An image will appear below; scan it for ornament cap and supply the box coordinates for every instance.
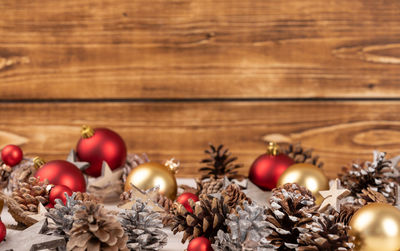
[266,142,279,155]
[164,158,180,174]
[33,157,46,169]
[81,125,95,138]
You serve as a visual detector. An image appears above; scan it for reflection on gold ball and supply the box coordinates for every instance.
[124,162,177,200]
[277,163,329,204]
[350,203,400,251]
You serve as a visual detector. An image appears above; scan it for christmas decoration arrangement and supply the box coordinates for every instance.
[1,126,400,251]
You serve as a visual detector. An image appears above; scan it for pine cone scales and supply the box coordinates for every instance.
[172,195,229,243]
[281,143,323,168]
[297,210,354,251]
[120,200,167,250]
[0,163,12,189]
[339,151,398,205]
[221,183,252,212]
[265,183,316,250]
[67,201,128,251]
[12,176,50,212]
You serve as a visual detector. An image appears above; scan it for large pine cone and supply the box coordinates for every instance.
[67,201,128,251]
[265,183,316,250]
[297,209,355,251]
[339,151,398,205]
[11,176,50,212]
[171,194,229,243]
[281,143,323,168]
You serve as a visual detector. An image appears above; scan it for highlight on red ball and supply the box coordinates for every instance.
[1,144,23,167]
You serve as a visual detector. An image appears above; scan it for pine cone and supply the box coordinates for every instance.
[155,193,175,226]
[171,194,229,243]
[339,151,398,205]
[0,163,12,189]
[213,201,272,251]
[8,158,36,191]
[281,143,323,168]
[200,144,243,180]
[297,209,355,251]
[357,187,388,205]
[120,200,168,250]
[221,183,252,212]
[74,191,101,203]
[265,183,316,250]
[11,176,50,212]
[67,201,128,251]
[335,204,359,226]
[122,153,149,184]
[45,193,85,240]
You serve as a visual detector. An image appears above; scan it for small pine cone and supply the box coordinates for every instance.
[8,158,36,191]
[74,191,101,203]
[221,183,251,212]
[265,183,316,250]
[155,193,175,227]
[335,204,360,226]
[120,190,133,204]
[281,143,323,168]
[297,209,355,251]
[67,201,128,251]
[11,176,50,212]
[121,153,149,184]
[171,194,229,243]
[0,163,12,189]
[198,177,226,195]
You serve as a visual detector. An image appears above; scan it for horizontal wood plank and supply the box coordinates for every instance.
[0,101,400,178]
[2,0,400,99]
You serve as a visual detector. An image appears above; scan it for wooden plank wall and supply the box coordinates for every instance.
[1,0,400,178]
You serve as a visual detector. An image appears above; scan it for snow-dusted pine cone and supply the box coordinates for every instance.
[281,143,323,168]
[45,193,85,240]
[119,200,167,250]
[67,201,128,251]
[213,201,272,251]
[171,194,229,243]
[122,153,149,184]
[11,176,51,212]
[339,151,398,205]
[0,163,12,189]
[297,209,355,251]
[265,183,316,250]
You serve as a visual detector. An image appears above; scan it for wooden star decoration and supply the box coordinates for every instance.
[66,149,89,171]
[119,183,164,212]
[27,203,49,222]
[319,178,350,212]
[89,161,124,188]
[0,219,65,251]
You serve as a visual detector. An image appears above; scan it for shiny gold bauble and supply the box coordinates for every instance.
[349,203,400,251]
[277,163,329,204]
[124,162,177,200]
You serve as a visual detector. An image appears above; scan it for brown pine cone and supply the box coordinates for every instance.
[11,176,50,212]
[156,193,175,227]
[198,177,226,195]
[67,201,128,251]
[171,195,228,243]
[221,183,251,212]
[0,163,12,189]
[266,183,316,250]
[8,158,36,191]
[339,151,398,205]
[281,143,323,168]
[335,204,360,226]
[357,187,388,205]
[74,191,101,203]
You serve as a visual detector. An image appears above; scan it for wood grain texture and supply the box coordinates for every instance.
[2,0,400,98]
[0,101,399,178]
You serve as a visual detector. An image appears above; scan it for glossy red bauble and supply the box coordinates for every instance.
[1,144,23,166]
[249,148,294,190]
[49,184,73,206]
[76,127,127,177]
[35,160,86,192]
[176,192,199,213]
[187,237,213,251]
[0,220,6,243]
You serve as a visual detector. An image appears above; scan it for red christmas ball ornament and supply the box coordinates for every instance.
[34,158,86,192]
[0,220,6,243]
[187,237,213,251]
[1,144,23,166]
[76,125,127,177]
[248,142,294,190]
[176,192,199,213]
[49,184,73,206]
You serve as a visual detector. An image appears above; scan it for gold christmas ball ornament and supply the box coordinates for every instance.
[124,158,179,200]
[277,163,329,204]
[349,203,400,251]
